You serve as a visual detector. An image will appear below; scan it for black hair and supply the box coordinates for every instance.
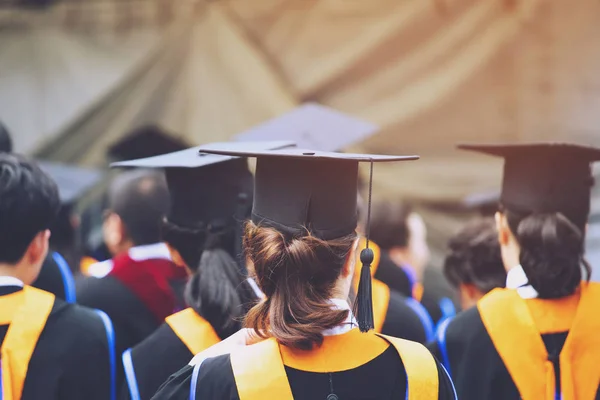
[502,205,591,299]
[0,123,13,153]
[184,228,257,339]
[108,170,170,246]
[0,154,60,264]
[369,200,413,250]
[49,204,80,272]
[444,218,506,294]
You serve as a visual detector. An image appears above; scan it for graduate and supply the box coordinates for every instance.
[442,217,506,311]
[235,104,437,343]
[111,142,291,400]
[430,143,600,400]
[0,153,114,400]
[152,143,456,400]
[77,169,187,386]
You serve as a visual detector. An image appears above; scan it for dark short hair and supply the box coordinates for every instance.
[0,154,60,264]
[443,218,506,294]
[108,170,170,246]
[0,123,12,153]
[369,200,413,250]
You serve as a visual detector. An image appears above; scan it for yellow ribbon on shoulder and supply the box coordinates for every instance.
[230,329,439,400]
[1,286,55,400]
[478,283,600,400]
[165,308,221,355]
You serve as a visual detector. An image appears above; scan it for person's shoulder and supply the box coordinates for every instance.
[47,299,108,343]
[385,290,434,342]
[192,354,237,398]
[444,305,486,344]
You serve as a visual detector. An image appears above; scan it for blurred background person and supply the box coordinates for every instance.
[77,168,185,387]
[0,122,12,153]
[369,199,456,326]
[442,217,506,311]
[112,143,286,400]
[0,153,113,400]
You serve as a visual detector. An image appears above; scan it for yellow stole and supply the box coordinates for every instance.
[477,283,600,400]
[1,286,55,400]
[165,308,221,355]
[230,328,439,400]
[354,239,390,333]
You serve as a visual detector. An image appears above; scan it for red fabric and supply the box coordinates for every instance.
[109,254,188,323]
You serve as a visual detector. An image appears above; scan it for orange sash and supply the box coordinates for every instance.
[1,286,55,400]
[165,308,221,355]
[478,283,600,400]
[230,329,439,400]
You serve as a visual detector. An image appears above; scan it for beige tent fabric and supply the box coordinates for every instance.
[19,0,600,201]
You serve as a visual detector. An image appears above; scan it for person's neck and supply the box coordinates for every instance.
[0,264,25,281]
[501,244,521,274]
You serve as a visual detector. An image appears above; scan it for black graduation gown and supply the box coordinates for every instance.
[374,250,413,297]
[381,289,434,344]
[0,286,112,400]
[152,332,456,400]
[374,250,456,327]
[428,306,600,400]
[32,251,76,302]
[119,324,196,400]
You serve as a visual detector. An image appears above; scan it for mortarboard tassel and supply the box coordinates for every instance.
[354,160,375,332]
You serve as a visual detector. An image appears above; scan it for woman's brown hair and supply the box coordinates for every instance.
[243,221,357,350]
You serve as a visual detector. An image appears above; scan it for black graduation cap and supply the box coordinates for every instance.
[462,191,501,216]
[234,103,378,151]
[458,143,600,231]
[198,142,420,332]
[108,125,189,161]
[37,161,104,205]
[111,141,294,229]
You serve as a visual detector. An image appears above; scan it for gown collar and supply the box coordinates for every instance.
[506,265,539,299]
[322,298,358,336]
[0,276,24,288]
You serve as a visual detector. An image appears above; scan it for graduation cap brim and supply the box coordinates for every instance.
[37,161,104,205]
[458,142,600,162]
[233,103,379,152]
[199,144,419,162]
[110,141,295,169]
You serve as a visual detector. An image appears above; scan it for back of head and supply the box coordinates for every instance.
[369,200,412,250]
[0,154,60,264]
[502,205,589,299]
[444,217,506,294]
[244,221,357,350]
[0,123,13,153]
[108,170,170,246]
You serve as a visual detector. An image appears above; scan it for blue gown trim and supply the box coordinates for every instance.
[404,297,435,342]
[94,309,116,400]
[122,349,141,400]
[436,317,453,377]
[189,359,205,400]
[440,363,458,400]
[51,252,76,303]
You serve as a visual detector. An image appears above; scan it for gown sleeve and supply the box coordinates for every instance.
[151,355,239,400]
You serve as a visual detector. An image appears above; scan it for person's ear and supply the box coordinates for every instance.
[495,212,510,246]
[103,212,123,249]
[25,230,50,265]
[342,237,360,278]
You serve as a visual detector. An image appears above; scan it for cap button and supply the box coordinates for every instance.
[302,152,315,156]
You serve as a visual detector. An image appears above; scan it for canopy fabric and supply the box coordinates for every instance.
[2,0,600,276]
